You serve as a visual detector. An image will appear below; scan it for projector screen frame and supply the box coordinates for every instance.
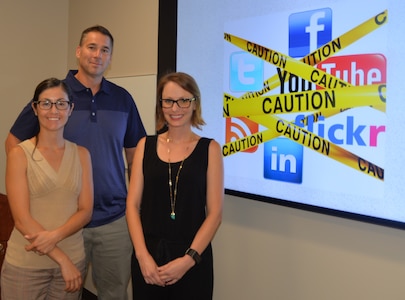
[158,0,405,230]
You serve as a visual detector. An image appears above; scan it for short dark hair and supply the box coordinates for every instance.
[79,25,114,48]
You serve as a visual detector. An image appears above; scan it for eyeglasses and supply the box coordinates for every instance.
[160,97,196,108]
[35,99,71,110]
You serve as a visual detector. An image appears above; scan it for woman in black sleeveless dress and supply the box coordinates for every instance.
[126,72,224,300]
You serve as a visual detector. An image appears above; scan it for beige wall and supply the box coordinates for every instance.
[1,1,405,300]
[0,0,158,190]
[67,0,159,136]
[0,0,69,193]
[214,196,405,300]
[68,0,158,77]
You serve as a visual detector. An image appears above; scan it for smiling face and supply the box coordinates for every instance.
[161,81,196,129]
[155,72,205,132]
[75,31,112,78]
[32,86,73,132]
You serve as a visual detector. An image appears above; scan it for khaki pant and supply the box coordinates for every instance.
[84,216,133,300]
[1,259,85,300]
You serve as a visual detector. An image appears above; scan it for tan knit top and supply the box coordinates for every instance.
[6,139,85,269]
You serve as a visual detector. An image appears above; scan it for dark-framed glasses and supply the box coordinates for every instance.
[35,99,71,110]
[160,97,196,108]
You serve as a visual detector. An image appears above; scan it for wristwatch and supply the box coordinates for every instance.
[185,248,202,265]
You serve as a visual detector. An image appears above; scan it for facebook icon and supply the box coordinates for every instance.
[289,8,332,58]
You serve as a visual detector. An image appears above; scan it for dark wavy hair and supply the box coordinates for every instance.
[32,78,72,105]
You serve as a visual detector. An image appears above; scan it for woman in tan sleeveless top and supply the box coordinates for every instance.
[1,78,93,299]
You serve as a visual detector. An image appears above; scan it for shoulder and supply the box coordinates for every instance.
[139,134,159,145]
[204,139,222,163]
[8,143,26,159]
[139,136,148,145]
[207,139,223,173]
[76,145,92,169]
[76,144,90,156]
[102,80,140,113]
[136,135,157,153]
[7,143,27,170]
[103,79,133,98]
[136,136,148,150]
[199,137,220,151]
[68,141,91,161]
[194,137,222,160]
[208,139,221,153]
[133,136,148,162]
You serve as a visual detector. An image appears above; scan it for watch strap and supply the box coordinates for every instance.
[185,248,202,265]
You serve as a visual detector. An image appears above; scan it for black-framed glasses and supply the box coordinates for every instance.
[35,99,71,110]
[160,97,196,108]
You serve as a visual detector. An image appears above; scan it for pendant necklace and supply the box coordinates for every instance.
[167,137,186,220]
[168,158,185,220]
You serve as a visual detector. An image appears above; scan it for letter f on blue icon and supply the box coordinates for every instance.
[288,8,332,58]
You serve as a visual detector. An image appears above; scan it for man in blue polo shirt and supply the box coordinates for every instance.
[5,25,146,299]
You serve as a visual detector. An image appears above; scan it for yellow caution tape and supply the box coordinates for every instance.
[222,114,384,181]
[223,84,386,117]
[224,33,352,90]
[230,9,388,99]
[222,128,278,157]
[222,10,388,181]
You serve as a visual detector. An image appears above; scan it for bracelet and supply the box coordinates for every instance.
[185,248,202,265]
